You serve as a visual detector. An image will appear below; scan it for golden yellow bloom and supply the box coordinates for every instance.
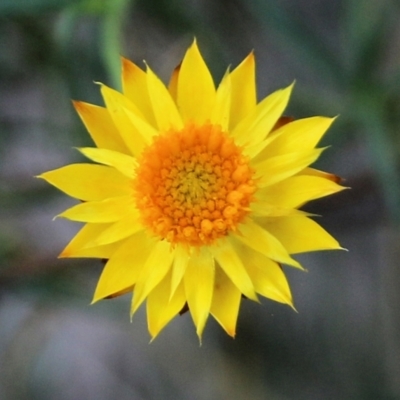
[39,40,345,340]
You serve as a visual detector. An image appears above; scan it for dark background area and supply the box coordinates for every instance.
[1,0,400,399]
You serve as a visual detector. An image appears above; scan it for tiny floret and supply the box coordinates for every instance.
[134,123,255,247]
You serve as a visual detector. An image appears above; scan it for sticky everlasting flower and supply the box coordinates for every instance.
[39,40,345,340]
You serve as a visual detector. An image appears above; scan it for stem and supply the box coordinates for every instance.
[101,0,131,90]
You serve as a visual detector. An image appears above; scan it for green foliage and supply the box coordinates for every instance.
[250,0,400,223]
[0,0,84,15]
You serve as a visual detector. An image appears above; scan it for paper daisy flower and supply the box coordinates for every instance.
[39,40,345,340]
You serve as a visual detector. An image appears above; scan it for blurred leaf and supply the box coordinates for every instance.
[100,0,132,90]
[340,0,400,223]
[249,0,343,84]
[53,0,132,97]
[352,88,400,224]
[74,0,131,14]
[0,0,84,15]
[136,0,194,33]
[343,0,394,80]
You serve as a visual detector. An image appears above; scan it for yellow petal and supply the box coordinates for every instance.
[78,147,137,178]
[170,245,190,299]
[210,266,242,337]
[168,63,181,102]
[147,272,186,340]
[131,240,175,315]
[261,216,343,254]
[229,52,256,130]
[123,106,159,145]
[232,83,294,148]
[59,222,117,258]
[210,237,258,301]
[84,213,143,247]
[210,70,231,131]
[38,164,131,201]
[62,242,120,259]
[92,232,152,302]
[57,196,134,223]
[299,167,342,183]
[257,175,346,209]
[254,148,325,188]
[73,101,129,154]
[237,241,293,305]
[146,64,183,131]
[177,39,216,123]
[255,116,336,161]
[236,218,302,269]
[184,247,215,340]
[121,57,156,127]
[104,286,134,299]
[250,201,309,217]
[100,84,148,157]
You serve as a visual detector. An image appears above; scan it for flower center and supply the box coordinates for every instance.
[134,123,256,246]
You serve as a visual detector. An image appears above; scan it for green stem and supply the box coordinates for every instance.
[101,0,131,90]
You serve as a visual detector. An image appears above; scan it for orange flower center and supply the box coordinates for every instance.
[134,123,256,246]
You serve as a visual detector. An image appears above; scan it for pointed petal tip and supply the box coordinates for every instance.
[131,300,141,316]
[90,293,103,305]
[148,328,159,343]
[290,303,298,313]
[327,242,347,251]
[72,99,84,110]
[281,81,296,98]
[35,171,49,181]
[226,329,236,338]
[120,56,130,66]
[251,292,261,304]
[238,50,255,67]
[194,316,208,344]
[148,322,164,343]
[57,251,68,259]
[288,258,304,270]
[148,322,168,343]
[131,288,150,318]
[187,37,201,54]
[129,312,136,323]
[121,56,145,78]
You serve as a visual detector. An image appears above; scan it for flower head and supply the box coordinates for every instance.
[39,40,345,340]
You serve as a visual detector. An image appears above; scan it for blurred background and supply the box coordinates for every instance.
[1,0,400,398]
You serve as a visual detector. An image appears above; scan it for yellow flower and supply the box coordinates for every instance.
[39,40,345,340]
